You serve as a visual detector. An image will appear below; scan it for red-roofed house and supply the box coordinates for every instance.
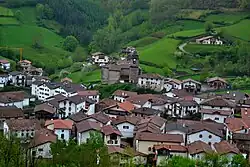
[102,101,134,118]
[225,118,250,140]
[77,90,100,102]
[45,119,73,142]
[214,140,240,161]
[0,59,10,70]
[102,125,122,146]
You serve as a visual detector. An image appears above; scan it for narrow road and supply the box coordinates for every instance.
[178,43,192,55]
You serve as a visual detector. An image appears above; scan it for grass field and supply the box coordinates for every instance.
[205,12,250,24]
[127,37,159,48]
[222,19,250,41]
[13,7,36,25]
[0,6,14,16]
[140,64,165,76]
[184,44,231,53]
[178,9,212,19]
[68,69,101,83]
[177,20,205,30]
[170,29,205,38]
[0,17,19,25]
[139,38,180,68]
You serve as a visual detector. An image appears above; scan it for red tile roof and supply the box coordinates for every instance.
[0,106,24,119]
[45,119,73,130]
[112,116,140,125]
[6,119,41,131]
[112,90,137,98]
[154,144,187,152]
[200,96,235,108]
[108,146,125,154]
[76,120,101,133]
[77,90,99,96]
[29,128,57,148]
[225,118,250,132]
[139,73,164,80]
[207,77,227,84]
[118,101,135,112]
[200,109,233,116]
[0,59,9,64]
[101,125,121,136]
[135,132,183,143]
[214,140,240,154]
[188,141,213,155]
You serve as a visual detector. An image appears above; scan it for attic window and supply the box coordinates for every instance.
[199,134,202,138]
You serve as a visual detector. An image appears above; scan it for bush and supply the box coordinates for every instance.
[151,31,166,39]
[63,36,79,52]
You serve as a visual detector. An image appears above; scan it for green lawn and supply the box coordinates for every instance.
[184,44,231,53]
[0,17,19,25]
[222,19,250,41]
[170,29,205,38]
[68,69,101,83]
[205,12,250,24]
[138,38,180,68]
[178,9,212,19]
[13,7,37,25]
[176,20,205,30]
[0,6,14,16]
[140,64,165,76]
[127,37,159,48]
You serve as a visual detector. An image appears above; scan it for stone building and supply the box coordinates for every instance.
[101,52,140,84]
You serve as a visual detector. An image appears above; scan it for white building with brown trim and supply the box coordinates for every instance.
[200,109,233,123]
[138,73,165,91]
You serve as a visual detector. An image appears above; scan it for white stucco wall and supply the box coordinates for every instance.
[55,129,71,142]
[202,113,228,123]
[187,130,221,145]
[31,142,52,159]
[116,122,135,138]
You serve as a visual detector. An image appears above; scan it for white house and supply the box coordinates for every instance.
[181,78,201,93]
[102,125,122,146]
[196,36,223,45]
[0,91,31,109]
[9,71,26,87]
[45,119,73,142]
[126,94,152,108]
[138,73,165,91]
[225,118,250,141]
[165,79,182,90]
[29,128,57,159]
[4,119,41,139]
[187,126,223,145]
[200,109,233,123]
[170,98,199,118]
[77,90,100,102]
[91,52,109,65]
[0,59,10,70]
[112,116,140,138]
[188,141,213,160]
[134,132,184,155]
[76,120,102,145]
[0,74,9,87]
[112,90,137,103]
[200,96,235,111]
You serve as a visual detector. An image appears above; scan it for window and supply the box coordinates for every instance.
[123,126,129,129]
[208,142,211,146]
[38,148,43,152]
[21,133,24,136]
[62,130,64,132]
[148,147,151,151]
[110,134,117,140]
[209,135,212,139]
[69,107,71,111]
[199,134,202,138]
[61,134,64,139]
[220,107,223,109]
[64,101,66,105]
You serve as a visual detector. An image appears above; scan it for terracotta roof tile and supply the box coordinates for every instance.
[188,141,213,155]
[6,119,41,131]
[108,146,125,154]
[200,96,235,108]
[118,101,136,112]
[112,116,140,125]
[225,118,250,132]
[112,90,137,98]
[182,78,201,85]
[207,77,227,84]
[135,132,183,143]
[87,112,110,124]
[76,120,101,133]
[101,125,121,136]
[34,103,57,114]
[200,109,233,116]
[131,107,161,116]
[77,90,99,96]
[154,144,187,152]
[29,128,57,148]
[0,91,30,103]
[68,111,88,123]
[96,98,117,111]
[0,106,24,119]
[139,73,164,80]
[214,140,240,154]
[45,119,73,130]
[0,59,9,64]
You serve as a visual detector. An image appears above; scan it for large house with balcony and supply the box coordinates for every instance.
[138,73,165,91]
[102,125,122,146]
[181,78,201,93]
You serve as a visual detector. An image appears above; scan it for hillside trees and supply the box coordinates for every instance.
[63,35,79,52]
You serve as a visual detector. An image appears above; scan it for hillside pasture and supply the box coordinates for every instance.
[140,64,165,76]
[68,69,101,83]
[0,6,14,16]
[128,37,159,48]
[205,12,250,24]
[139,38,180,68]
[184,44,231,53]
[0,17,19,25]
[170,29,205,38]
[178,9,212,19]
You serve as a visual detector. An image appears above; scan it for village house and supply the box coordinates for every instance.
[195,36,223,45]
[121,46,136,55]
[112,116,140,139]
[214,140,240,161]
[3,119,41,140]
[102,101,135,118]
[29,128,57,159]
[84,112,111,127]
[102,125,122,146]
[169,98,199,118]
[34,103,58,120]
[200,109,233,123]
[164,79,182,91]
[188,141,213,160]
[200,96,235,111]
[153,144,188,166]
[165,89,195,99]
[232,132,250,155]
[165,122,188,145]
[0,91,32,109]
[0,73,9,87]
[131,107,162,118]
[9,71,26,87]
[138,73,165,91]
[91,52,109,66]
[126,94,153,108]
[0,59,10,70]
[31,81,86,101]
[193,93,217,104]
[18,60,32,71]
[76,120,102,144]
[45,119,73,142]
[221,91,248,103]
[77,90,100,102]
[101,51,140,84]
[112,90,137,103]
[134,132,184,155]
[135,116,166,134]
[68,110,88,123]
[225,118,250,141]
[206,77,228,90]
[95,98,118,112]
[18,60,43,76]
[181,78,201,93]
